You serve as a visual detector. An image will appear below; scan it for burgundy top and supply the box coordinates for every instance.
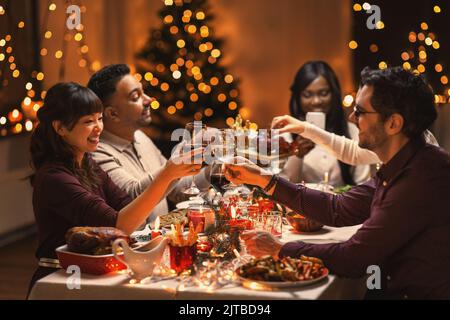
[32,159,132,260]
[274,138,450,299]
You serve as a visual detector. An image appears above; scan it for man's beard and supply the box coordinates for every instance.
[358,122,388,152]
[137,108,152,126]
[137,116,152,126]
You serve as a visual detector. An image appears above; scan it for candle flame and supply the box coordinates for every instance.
[155,216,160,231]
[230,206,237,219]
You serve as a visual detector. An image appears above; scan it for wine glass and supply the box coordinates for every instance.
[182,121,207,195]
[210,161,228,194]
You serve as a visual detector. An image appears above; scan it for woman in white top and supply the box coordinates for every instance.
[280,61,370,186]
[274,116,439,166]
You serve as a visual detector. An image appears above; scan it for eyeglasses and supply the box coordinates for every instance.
[353,106,379,119]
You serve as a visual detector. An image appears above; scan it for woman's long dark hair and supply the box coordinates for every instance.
[289,61,355,185]
[30,82,103,191]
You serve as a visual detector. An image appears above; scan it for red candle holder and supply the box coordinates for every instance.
[197,241,212,253]
[188,211,206,232]
[258,199,274,214]
[169,243,197,273]
[228,219,254,231]
[247,204,259,219]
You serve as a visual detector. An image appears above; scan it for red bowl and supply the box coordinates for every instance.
[56,245,127,275]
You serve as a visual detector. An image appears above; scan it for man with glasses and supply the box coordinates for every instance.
[224,66,450,299]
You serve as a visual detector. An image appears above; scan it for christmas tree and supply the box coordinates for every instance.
[136,0,242,144]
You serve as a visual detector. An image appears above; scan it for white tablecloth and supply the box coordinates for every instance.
[29,225,367,300]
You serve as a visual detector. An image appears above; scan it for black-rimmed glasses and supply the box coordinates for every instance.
[353,106,379,119]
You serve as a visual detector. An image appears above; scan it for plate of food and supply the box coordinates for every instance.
[235,255,329,290]
[159,209,188,229]
[56,227,134,275]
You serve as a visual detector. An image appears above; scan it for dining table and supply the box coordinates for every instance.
[28,224,367,300]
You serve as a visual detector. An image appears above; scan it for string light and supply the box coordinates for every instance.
[164,15,174,24]
[342,95,354,107]
[211,49,221,58]
[177,39,186,48]
[348,40,358,50]
[350,8,450,105]
[55,50,63,59]
[175,101,184,109]
[375,21,385,29]
[353,3,362,12]
[173,70,181,79]
[200,26,209,37]
[74,33,83,41]
[204,108,213,117]
[228,102,238,110]
[151,101,160,110]
[224,75,234,83]
[1,1,103,137]
[196,11,205,20]
[378,61,388,69]
[167,106,176,114]
[25,121,33,132]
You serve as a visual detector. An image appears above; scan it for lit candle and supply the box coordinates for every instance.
[230,205,237,219]
[151,217,162,239]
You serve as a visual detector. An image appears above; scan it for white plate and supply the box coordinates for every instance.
[176,198,205,209]
[237,268,329,290]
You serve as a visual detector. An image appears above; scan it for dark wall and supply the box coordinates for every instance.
[352,0,450,95]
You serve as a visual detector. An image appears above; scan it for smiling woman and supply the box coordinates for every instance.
[30,82,104,191]
[27,82,202,296]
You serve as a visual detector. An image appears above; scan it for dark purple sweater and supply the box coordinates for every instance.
[32,160,132,260]
[274,139,450,299]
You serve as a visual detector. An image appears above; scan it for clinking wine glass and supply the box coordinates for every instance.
[182,121,208,195]
[210,161,229,194]
[210,128,240,191]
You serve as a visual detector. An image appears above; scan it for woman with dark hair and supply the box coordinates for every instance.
[281,61,370,186]
[28,82,201,293]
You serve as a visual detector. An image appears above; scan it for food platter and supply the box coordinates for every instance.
[235,255,329,290]
[237,268,329,290]
[159,209,188,228]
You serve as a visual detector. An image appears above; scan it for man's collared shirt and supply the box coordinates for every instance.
[274,138,450,299]
[92,130,209,221]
